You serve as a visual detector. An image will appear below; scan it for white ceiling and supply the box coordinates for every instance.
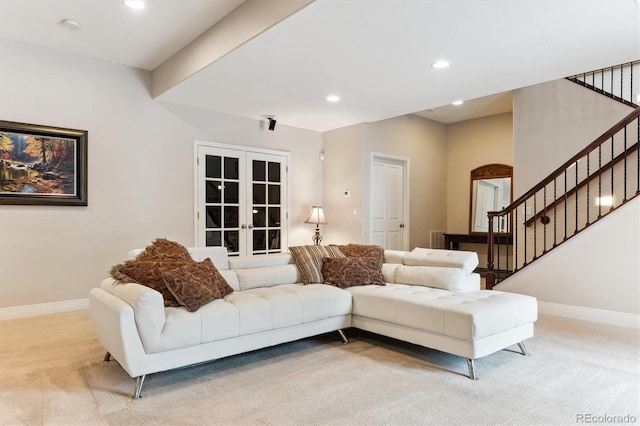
[1,0,639,131]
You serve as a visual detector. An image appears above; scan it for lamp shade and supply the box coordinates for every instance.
[304,205,328,225]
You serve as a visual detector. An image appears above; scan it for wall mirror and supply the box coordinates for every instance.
[469,164,513,234]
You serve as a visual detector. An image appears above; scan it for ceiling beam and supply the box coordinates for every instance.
[151,0,314,98]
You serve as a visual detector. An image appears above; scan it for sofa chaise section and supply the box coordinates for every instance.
[347,284,536,378]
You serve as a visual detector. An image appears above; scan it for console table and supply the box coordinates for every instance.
[444,233,513,250]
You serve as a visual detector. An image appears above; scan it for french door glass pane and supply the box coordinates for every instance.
[268,184,280,204]
[224,157,239,179]
[253,183,266,204]
[206,181,221,203]
[224,206,239,228]
[268,207,280,227]
[268,162,280,182]
[224,231,239,253]
[224,181,239,204]
[253,206,266,227]
[253,160,266,182]
[206,156,221,178]
[253,230,266,251]
[268,230,280,249]
[206,206,221,228]
[206,230,221,247]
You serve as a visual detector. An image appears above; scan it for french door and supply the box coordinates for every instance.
[195,142,288,256]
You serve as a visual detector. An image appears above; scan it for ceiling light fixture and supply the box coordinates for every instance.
[60,19,80,30]
[124,0,145,10]
[326,95,340,102]
[452,100,464,106]
[431,60,450,69]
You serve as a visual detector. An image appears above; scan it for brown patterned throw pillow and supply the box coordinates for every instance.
[135,238,193,263]
[334,244,384,263]
[289,245,345,284]
[162,258,234,312]
[110,238,195,307]
[321,257,386,288]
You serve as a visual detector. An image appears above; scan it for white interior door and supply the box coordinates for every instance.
[370,156,408,250]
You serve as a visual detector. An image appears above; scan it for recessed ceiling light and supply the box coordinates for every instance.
[452,100,464,106]
[326,95,340,102]
[124,0,145,10]
[431,60,450,69]
[60,19,80,30]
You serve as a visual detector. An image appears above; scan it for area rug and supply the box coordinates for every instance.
[83,325,639,425]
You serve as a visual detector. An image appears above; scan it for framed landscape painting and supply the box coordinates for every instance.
[0,120,87,206]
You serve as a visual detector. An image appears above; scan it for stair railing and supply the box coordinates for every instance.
[486,107,640,289]
[566,61,639,108]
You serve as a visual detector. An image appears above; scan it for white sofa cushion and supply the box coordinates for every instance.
[235,264,301,291]
[107,281,352,354]
[403,248,479,274]
[224,284,352,335]
[395,265,480,292]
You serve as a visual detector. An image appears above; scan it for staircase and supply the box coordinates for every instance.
[486,62,640,290]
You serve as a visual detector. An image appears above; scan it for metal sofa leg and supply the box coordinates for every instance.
[466,359,477,380]
[103,351,111,362]
[517,341,529,356]
[337,329,348,344]
[133,375,146,399]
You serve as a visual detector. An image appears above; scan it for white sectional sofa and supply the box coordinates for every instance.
[89,246,537,399]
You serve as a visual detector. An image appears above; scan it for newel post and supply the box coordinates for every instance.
[486,214,495,290]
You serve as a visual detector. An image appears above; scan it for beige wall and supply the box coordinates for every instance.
[0,39,322,309]
[322,115,448,249]
[446,112,514,234]
[513,79,631,196]
[321,124,363,244]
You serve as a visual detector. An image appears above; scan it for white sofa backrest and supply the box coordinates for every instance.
[403,248,478,275]
[235,264,302,290]
[395,265,479,292]
[228,253,293,270]
[188,247,230,269]
[383,250,409,264]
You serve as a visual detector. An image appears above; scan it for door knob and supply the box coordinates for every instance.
[248,224,254,229]
[241,224,246,229]
[399,223,405,228]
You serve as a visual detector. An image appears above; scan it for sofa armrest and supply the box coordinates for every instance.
[99,278,166,352]
[89,287,148,378]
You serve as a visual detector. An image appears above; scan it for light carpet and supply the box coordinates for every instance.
[0,311,638,425]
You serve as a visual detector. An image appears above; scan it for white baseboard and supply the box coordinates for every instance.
[0,298,89,321]
[538,301,640,329]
